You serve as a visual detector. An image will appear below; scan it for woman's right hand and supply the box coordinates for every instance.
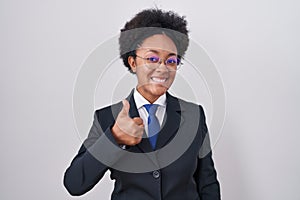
[111,99,144,146]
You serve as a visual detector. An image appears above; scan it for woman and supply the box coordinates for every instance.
[64,8,221,200]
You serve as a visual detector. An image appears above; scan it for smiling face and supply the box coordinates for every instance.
[128,34,178,103]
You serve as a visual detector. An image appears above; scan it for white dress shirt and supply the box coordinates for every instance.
[133,88,166,137]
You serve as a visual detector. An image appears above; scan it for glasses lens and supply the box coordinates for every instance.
[147,56,160,63]
[143,53,160,69]
[141,52,181,71]
[166,56,180,70]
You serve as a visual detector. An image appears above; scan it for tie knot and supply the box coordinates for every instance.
[144,104,158,115]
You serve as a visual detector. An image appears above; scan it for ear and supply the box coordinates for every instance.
[128,56,137,73]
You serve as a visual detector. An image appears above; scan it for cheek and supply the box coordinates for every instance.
[136,71,150,83]
[168,74,176,83]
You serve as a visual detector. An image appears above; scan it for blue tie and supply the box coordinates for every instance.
[144,104,160,150]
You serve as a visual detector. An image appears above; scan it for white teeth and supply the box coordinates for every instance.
[151,77,166,83]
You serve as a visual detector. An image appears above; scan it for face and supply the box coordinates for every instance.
[128,34,178,103]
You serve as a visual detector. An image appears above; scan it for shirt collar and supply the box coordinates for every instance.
[133,88,167,109]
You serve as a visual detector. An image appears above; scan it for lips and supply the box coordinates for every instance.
[151,77,167,83]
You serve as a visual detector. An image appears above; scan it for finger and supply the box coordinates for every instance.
[134,137,142,144]
[138,124,144,128]
[119,99,130,117]
[132,117,144,126]
[135,125,145,137]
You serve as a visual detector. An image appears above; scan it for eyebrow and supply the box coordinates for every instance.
[145,49,177,57]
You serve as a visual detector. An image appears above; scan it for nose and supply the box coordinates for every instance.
[156,60,169,72]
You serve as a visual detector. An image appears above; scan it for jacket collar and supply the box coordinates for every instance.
[125,89,183,153]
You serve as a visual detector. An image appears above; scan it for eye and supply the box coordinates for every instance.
[166,57,179,65]
[147,56,160,63]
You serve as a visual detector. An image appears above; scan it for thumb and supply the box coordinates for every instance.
[119,99,130,116]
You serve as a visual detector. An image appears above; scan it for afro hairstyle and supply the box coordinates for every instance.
[119,8,189,73]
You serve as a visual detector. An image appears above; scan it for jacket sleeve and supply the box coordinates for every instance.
[194,106,221,200]
[63,110,125,196]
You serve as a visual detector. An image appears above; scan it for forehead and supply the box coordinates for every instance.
[137,34,177,55]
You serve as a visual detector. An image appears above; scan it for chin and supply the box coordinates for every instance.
[137,83,170,100]
[150,84,168,96]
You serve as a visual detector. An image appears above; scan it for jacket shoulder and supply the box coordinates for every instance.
[94,101,123,126]
[168,93,205,114]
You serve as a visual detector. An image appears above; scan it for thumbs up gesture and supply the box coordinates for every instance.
[111,99,144,146]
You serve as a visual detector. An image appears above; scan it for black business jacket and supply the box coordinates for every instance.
[64,90,220,200]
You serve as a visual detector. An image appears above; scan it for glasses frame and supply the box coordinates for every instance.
[135,54,182,71]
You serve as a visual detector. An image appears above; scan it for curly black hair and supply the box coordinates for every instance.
[119,8,189,73]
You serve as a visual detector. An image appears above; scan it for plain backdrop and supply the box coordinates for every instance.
[1,0,299,199]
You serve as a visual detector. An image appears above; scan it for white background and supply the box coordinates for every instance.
[1,0,299,199]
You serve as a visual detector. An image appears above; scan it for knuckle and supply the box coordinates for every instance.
[129,140,136,146]
[136,138,142,143]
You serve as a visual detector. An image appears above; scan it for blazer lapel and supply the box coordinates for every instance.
[123,90,184,168]
[155,92,183,150]
[125,90,156,153]
[126,90,184,151]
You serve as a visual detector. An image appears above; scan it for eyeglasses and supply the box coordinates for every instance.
[135,54,182,71]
